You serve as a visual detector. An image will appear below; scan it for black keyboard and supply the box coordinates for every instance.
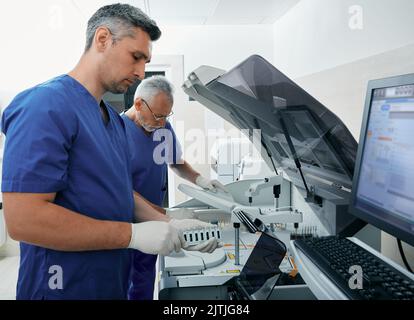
[295,236,414,300]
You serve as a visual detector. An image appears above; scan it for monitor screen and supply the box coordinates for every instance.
[350,74,414,247]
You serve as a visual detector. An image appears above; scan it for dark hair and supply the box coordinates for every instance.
[85,3,161,51]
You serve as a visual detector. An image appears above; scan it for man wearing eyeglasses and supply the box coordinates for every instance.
[122,75,227,300]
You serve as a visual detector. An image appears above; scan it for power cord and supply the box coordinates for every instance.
[397,238,413,273]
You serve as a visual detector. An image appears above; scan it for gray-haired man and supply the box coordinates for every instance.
[122,75,225,299]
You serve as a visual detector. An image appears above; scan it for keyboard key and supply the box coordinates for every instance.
[366,275,383,284]
[393,292,404,299]
[387,287,397,294]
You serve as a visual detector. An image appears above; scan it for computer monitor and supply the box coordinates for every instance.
[349,73,414,247]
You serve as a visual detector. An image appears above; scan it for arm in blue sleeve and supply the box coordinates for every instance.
[2,86,77,192]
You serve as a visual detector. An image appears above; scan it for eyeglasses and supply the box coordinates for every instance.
[141,98,174,121]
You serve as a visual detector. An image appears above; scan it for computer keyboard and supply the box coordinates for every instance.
[295,236,414,300]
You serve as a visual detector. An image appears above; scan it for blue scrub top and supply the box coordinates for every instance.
[122,115,182,206]
[122,116,182,300]
[1,75,135,299]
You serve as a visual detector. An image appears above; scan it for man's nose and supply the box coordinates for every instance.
[134,61,146,80]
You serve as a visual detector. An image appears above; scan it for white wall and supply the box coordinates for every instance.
[155,24,273,81]
[0,0,84,101]
[273,0,414,79]
[271,0,414,266]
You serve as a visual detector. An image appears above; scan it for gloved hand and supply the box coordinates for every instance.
[184,237,223,253]
[169,218,213,231]
[169,219,223,253]
[166,208,195,220]
[195,175,228,193]
[127,221,185,256]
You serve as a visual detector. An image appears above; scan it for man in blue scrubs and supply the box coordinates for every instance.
[122,76,227,300]
[1,4,219,300]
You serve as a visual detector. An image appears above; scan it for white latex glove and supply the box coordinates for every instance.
[195,175,228,193]
[127,221,185,256]
[169,218,213,232]
[166,208,195,220]
[169,219,223,253]
[184,237,223,253]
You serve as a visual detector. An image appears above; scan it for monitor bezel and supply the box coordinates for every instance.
[349,73,414,247]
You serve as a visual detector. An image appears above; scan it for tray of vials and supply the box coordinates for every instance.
[182,225,222,245]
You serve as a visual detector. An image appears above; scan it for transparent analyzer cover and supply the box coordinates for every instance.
[183,55,358,189]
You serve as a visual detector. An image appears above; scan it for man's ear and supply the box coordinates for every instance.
[94,27,112,52]
[134,98,143,112]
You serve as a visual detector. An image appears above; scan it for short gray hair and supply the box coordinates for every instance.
[134,76,174,105]
[85,3,161,51]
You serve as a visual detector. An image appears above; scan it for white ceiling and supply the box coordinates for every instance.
[71,0,301,25]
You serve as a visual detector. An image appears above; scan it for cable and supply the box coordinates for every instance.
[397,238,413,273]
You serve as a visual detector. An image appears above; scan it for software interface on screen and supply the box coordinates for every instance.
[356,83,414,231]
